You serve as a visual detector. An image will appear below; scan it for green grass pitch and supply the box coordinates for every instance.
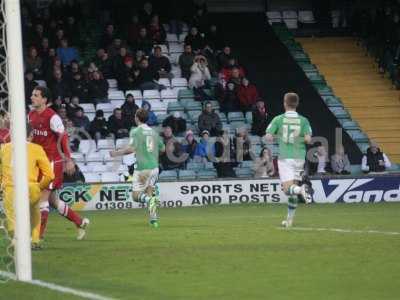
[1,203,400,300]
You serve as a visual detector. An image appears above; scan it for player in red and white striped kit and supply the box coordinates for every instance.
[28,86,89,240]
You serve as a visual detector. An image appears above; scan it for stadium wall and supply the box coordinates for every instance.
[54,174,400,211]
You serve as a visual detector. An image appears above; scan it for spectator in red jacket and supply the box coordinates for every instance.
[237,78,259,112]
[220,58,246,82]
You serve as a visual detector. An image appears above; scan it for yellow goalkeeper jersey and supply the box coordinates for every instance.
[0,142,54,190]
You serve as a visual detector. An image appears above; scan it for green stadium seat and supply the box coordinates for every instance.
[159,170,178,181]
[204,161,215,170]
[167,102,184,113]
[346,130,369,143]
[388,164,400,173]
[329,107,351,119]
[245,111,253,123]
[228,112,245,123]
[183,100,202,112]
[341,120,360,130]
[314,84,333,96]
[218,112,227,123]
[188,110,202,123]
[178,170,197,180]
[292,52,310,63]
[240,160,254,168]
[234,167,253,178]
[350,165,362,175]
[157,114,168,124]
[186,162,204,171]
[306,73,326,85]
[322,96,343,107]
[249,135,261,145]
[207,100,220,111]
[197,170,217,179]
[178,89,195,100]
[357,142,370,153]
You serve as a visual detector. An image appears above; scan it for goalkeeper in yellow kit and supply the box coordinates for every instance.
[0,125,54,249]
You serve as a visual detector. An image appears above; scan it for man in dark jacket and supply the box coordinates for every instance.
[179,44,195,80]
[70,72,89,101]
[198,101,222,136]
[108,108,130,139]
[49,68,71,101]
[251,100,269,137]
[162,112,187,136]
[72,107,91,133]
[361,141,392,173]
[149,46,171,78]
[121,94,139,127]
[87,71,109,104]
[90,109,109,140]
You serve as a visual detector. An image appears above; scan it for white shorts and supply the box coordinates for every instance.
[278,159,305,183]
[132,168,159,192]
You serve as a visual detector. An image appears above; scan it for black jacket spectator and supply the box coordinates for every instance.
[87,71,109,104]
[49,68,71,101]
[100,24,116,49]
[251,101,269,137]
[135,28,153,55]
[219,82,239,113]
[70,72,89,101]
[116,57,138,91]
[148,15,166,44]
[149,48,171,75]
[162,113,187,136]
[198,102,222,136]
[90,110,109,139]
[97,51,114,79]
[361,142,392,173]
[217,46,234,69]
[108,108,130,139]
[184,27,205,52]
[121,94,139,127]
[179,45,195,80]
[72,108,91,133]
[205,25,224,51]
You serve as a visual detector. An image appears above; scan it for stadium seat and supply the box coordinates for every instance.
[357,142,370,153]
[235,167,253,178]
[186,162,204,171]
[78,140,96,154]
[208,100,220,111]
[169,43,183,54]
[388,163,400,173]
[150,100,167,113]
[245,111,252,123]
[159,170,178,181]
[249,135,261,145]
[107,79,118,90]
[266,11,282,24]
[71,152,85,163]
[350,165,362,175]
[161,88,178,99]
[103,151,122,163]
[314,85,333,96]
[171,66,182,77]
[86,112,95,121]
[116,138,129,149]
[292,52,310,63]
[228,112,245,123]
[183,100,202,112]
[166,33,179,42]
[80,103,96,113]
[91,163,109,173]
[329,107,350,119]
[218,112,227,123]
[125,90,143,100]
[171,78,188,88]
[111,100,125,109]
[298,11,316,24]
[122,154,135,166]
[346,130,369,143]
[96,103,114,113]
[101,172,121,183]
[85,152,104,163]
[156,113,168,124]
[196,170,217,179]
[178,170,196,180]
[34,80,47,87]
[340,120,360,130]
[83,173,101,183]
[240,160,254,169]
[178,89,194,100]
[108,90,125,100]
[321,96,342,107]
[167,102,184,112]
[158,78,171,88]
[204,161,215,170]
[230,122,248,133]
[97,138,115,150]
[104,112,113,119]
[306,73,326,85]
[188,110,202,123]
[143,90,161,100]
[77,163,92,173]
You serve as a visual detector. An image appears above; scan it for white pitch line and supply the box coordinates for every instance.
[0,270,117,300]
[277,226,400,236]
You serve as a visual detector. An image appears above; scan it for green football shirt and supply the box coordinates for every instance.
[129,124,165,171]
[266,111,312,159]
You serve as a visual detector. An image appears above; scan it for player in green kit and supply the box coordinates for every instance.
[265,93,313,228]
[110,108,165,228]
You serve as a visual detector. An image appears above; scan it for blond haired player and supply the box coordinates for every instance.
[0,125,54,249]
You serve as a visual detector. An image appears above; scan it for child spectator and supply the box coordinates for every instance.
[141,101,158,126]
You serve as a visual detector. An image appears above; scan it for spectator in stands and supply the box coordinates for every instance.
[182,130,201,162]
[200,44,218,77]
[184,27,205,53]
[113,47,131,76]
[108,108,130,139]
[64,16,81,47]
[179,44,196,80]
[50,68,71,101]
[251,100,269,137]
[148,14,166,44]
[66,96,82,119]
[29,23,45,49]
[56,38,79,67]
[70,72,89,101]
[135,27,154,56]
[189,55,211,99]
[219,82,239,112]
[42,48,57,82]
[127,15,141,47]
[197,130,210,160]
[361,141,392,173]
[205,25,224,51]
[213,129,236,178]
[229,68,243,87]
[121,94,139,127]
[141,101,158,126]
[24,70,38,108]
[140,1,155,26]
[233,127,252,161]
[198,101,222,137]
[97,50,114,79]
[72,107,90,133]
[100,24,116,49]
[90,110,109,141]
[116,56,138,92]
[310,142,329,175]
[38,37,50,61]
[57,107,69,124]
[192,8,208,34]
[160,126,184,170]
[107,38,124,59]
[254,147,275,178]
[221,58,246,82]
[237,78,259,112]
[149,46,172,79]
[331,145,351,175]
[66,60,81,80]
[87,70,109,104]
[217,46,234,69]
[162,112,187,136]
[136,58,164,90]
[25,46,43,79]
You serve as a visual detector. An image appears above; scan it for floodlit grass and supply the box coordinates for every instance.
[1,203,400,300]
